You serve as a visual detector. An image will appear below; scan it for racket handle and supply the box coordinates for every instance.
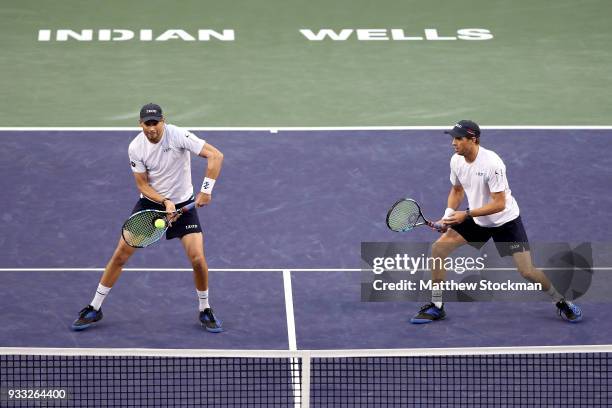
[181,202,197,212]
[427,221,447,231]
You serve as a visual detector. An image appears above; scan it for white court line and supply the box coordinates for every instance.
[282,270,302,408]
[283,270,298,351]
[0,126,612,132]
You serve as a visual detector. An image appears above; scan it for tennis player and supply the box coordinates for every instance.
[411,120,582,324]
[72,103,224,332]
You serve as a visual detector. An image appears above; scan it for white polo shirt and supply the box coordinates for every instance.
[128,124,206,203]
[450,146,520,227]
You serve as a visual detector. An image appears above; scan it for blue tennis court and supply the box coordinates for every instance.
[2,0,612,405]
[1,128,611,406]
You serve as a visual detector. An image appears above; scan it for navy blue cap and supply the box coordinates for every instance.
[444,120,480,138]
[140,103,163,122]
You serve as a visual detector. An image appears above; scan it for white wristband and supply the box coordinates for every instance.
[443,208,455,219]
[201,177,216,194]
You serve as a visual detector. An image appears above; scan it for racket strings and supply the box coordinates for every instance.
[122,211,166,247]
[387,201,422,232]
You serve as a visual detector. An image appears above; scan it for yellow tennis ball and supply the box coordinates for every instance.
[154,218,166,229]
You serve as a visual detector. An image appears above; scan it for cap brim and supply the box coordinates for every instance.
[445,128,478,138]
[141,116,162,122]
[444,129,464,137]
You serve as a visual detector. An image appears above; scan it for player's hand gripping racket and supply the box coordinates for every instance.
[386,198,445,232]
[122,202,196,248]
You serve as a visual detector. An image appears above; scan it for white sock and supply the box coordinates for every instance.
[197,290,210,311]
[546,286,564,303]
[432,289,443,309]
[90,283,111,311]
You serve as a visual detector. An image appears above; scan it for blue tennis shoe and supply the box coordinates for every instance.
[72,305,103,331]
[199,308,223,333]
[556,300,582,323]
[410,302,446,324]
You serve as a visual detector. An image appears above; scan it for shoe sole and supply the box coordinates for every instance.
[558,307,583,323]
[410,316,446,324]
[563,315,583,323]
[71,322,93,331]
[71,315,102,331]
[200,322,223,333]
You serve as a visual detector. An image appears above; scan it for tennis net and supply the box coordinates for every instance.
[1,346,610,407]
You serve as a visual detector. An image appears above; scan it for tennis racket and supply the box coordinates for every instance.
[386,198,445,232]
[122,202,196,248]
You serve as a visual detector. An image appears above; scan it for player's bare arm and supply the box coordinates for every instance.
[132,171,177,222]
[195,142,224,207]
[444,190,505,225]
[432,185,464,228]
[447,184,464,212]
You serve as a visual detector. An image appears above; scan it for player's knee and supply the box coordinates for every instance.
[188,253,206,268]
[431,240,452,259]
[112,252,130,267]
[517,266,535,280]
[111,246,133,266]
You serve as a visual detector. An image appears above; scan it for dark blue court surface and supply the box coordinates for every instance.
[0,129,611,351]
[293,272,610,349]
[0,271,288,349]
